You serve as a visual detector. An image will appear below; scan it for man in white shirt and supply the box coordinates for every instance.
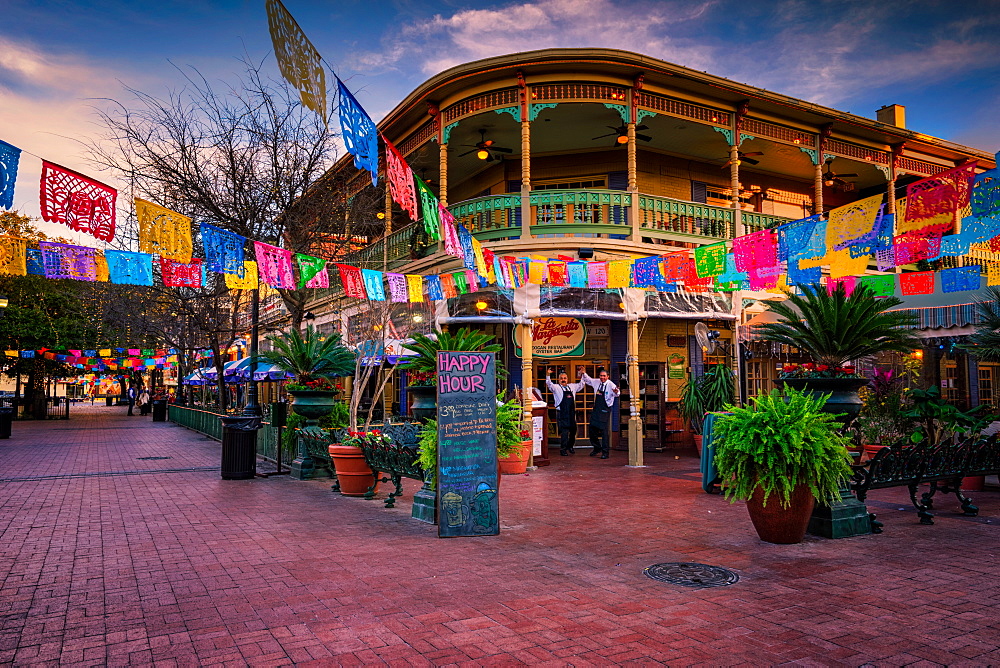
[580,369,620,459]
[545,371,585,456]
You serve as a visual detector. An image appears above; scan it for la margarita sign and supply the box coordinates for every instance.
[514,317,587,358]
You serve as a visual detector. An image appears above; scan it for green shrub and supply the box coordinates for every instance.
[416,396,524,490]
[712,388,852,508]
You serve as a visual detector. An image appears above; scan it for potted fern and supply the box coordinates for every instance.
[758,283,918,425]
[400,328,503,422]
[712,387,853,544]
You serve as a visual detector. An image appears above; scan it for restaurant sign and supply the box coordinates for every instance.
[514,317,586,358]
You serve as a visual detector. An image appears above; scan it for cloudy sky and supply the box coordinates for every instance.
[2,0,999,235]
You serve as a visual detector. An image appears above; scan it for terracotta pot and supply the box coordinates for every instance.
[744,483,816,544]
[862,443,887,462]
[328,444,378,497]
[693,434,703,457]
[499,440,532,475]
[962,476,986,491]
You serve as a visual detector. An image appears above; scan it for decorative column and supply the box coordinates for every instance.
[628,74,643,240]
[627,319,643,467]
[518,71,532,241]
[730,101,749,237]
[888,143,904,216]
[383,181,392,271]
[438,141,449,207]
[428,102,445,254]
[815,124,833,217]
[519,321,534,467]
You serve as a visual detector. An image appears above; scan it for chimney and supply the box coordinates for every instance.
[877,104,906,128]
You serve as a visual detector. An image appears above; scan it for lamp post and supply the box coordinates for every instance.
[219,287,262,479]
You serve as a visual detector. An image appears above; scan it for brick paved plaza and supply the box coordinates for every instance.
[2,406,1000,666]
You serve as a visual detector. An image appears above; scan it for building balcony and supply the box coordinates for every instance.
[339,189,795,273]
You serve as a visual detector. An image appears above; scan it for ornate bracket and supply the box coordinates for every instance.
[442,122,460,144]
[739,133,756,145]
[873,164,891,180]
[712,126,734,145]
[636,109,658,124]
[529,103,558,122]
[495,107,521,122]
[603,103,629,125]
[799,147,820,165]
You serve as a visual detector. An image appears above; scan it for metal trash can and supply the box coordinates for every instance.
[151,399,167,422]
[106,396,113,406]
[0,408,13,439]
[220,415,261,479]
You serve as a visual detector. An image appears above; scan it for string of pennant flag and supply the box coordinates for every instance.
[1,0,999,303]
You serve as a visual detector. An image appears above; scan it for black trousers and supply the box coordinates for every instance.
[558,420,577,452]
[589,414,610,455]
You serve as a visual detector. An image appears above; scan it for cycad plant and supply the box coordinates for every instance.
[961,286,1000,361]
[400,327,504,378]
[757,284,919,367]
[256,324,356,388]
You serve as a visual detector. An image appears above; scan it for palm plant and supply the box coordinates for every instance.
[757,284,919,367]
[679,363,735,434]
[400,327,504,378]
[256,324,356,387]
[960,286,1000,361]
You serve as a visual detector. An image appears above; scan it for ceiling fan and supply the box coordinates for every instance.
[720,150,764,168]
[591,124,652,145]
[458,130,514,161]
[823,157,858,188]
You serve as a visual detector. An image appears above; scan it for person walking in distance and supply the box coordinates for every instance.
[581,368,620,459]
[546,370,585,456]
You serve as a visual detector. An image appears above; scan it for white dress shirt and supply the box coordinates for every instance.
[545,376,585,406]
[580,372,620,406]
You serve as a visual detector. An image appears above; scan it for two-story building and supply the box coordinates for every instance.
[300,47,997,465]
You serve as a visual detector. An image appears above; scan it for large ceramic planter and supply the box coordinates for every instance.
[408,385,437,423]
[776,378,868,427]
[328,444,378,497]
[499,440,532,475]
[287,389,337,421]
[745,483,816,544]
[693,434,704,457]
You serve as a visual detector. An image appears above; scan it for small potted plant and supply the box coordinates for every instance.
[416,396,526,490]
[759,284,918,425]
[852,368,911,460]
[400,328,503,422]
[712,387,853,544]
[678,363,735,454]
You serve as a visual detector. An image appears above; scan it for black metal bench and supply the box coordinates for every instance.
[338,422,428,509]
[850,434,1000,532]
[360,428,426,508]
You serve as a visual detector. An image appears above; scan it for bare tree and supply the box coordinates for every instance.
[88,56,384,329]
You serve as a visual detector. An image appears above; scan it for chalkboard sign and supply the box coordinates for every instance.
[436,351,499,538]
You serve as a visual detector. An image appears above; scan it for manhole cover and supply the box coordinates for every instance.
[643,562,739,588]
[137,456,172,461]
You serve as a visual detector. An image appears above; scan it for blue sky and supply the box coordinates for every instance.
[2,0,999,232]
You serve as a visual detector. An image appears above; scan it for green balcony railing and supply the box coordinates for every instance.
[638,194,735,239]
[167,404,290,465]
[342,190,796,274]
